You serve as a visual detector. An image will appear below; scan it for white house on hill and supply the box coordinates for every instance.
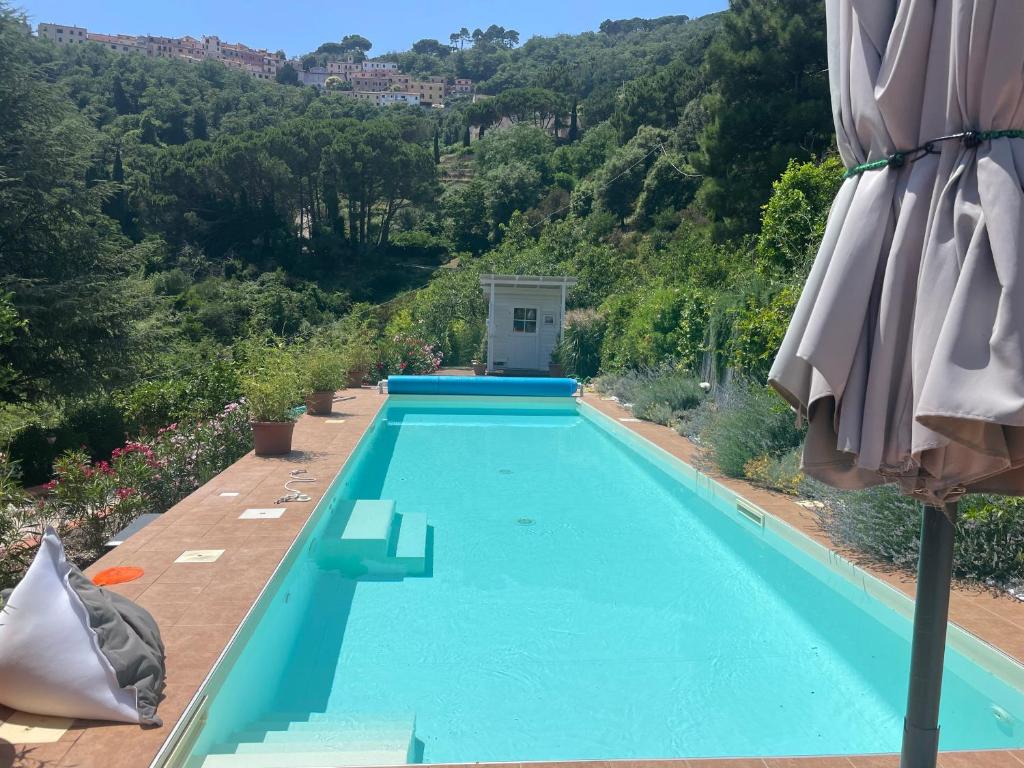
[480,274,576,374]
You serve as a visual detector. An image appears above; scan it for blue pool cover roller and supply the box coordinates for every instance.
[387,375,578,397]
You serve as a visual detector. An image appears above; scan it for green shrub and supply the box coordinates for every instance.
[813,484,921,571]
[303,349,346,393]
[727,285,800,380]
[955,496,1024,584]
[743,447,804,495]
[0,454,33,588]
[407,268,487,366]
[598,283,711,372]
[556,309,605,379]
[115,357,241,434]
[242,366,302,422]
[593,369,650,405]
[341,338,377,381]
[10,397,129,485]
[815,487,1024,588]
[637,373,704,413]
[633,400,675,426]
[375,334,443,377]
[595,366,704,426]
[700,380,804,478]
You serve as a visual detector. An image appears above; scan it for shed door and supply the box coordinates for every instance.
[507,306,540,369]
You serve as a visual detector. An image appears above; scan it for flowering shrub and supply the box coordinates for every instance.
[0,401,253,589]
[110,402,253,512]
[376,334,442,377]
[42,450,148,556]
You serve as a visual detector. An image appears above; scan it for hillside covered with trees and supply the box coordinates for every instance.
[0,0,835,465]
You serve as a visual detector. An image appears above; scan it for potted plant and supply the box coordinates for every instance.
[471,337,487,376]
[548,346,565,378]
[243,368,302,456]
[342,339,376,388]
[303,350,346,416]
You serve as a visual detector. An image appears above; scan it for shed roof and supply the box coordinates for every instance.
[479,274,577,289]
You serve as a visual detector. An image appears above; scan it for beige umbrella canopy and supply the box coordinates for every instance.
[771,0,1024,506]
[769,1,1024,766]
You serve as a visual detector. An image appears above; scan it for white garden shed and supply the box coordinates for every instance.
[480,274,577,374]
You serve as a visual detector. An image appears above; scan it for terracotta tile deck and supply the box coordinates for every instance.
[3,386,1024,768]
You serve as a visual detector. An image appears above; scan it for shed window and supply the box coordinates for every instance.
[512,308,537,333]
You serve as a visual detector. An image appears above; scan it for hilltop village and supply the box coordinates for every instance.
[35,22,476,107]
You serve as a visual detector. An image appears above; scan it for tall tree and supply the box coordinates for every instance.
[693,0,831,238]
[340,34,373,57]
[0,7,153,399]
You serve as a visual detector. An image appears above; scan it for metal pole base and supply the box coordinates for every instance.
[899,502,957,768]
[901,718,940,768]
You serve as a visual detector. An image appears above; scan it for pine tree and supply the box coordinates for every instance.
[693,0,832,239]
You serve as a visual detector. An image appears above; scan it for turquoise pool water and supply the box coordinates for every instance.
[184,396,1024,764]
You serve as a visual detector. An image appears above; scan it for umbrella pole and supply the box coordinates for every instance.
[899,501,957,768]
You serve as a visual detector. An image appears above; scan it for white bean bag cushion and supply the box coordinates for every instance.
[0,529,164,724]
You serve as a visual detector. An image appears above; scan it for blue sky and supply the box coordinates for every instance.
[18,1,728,57]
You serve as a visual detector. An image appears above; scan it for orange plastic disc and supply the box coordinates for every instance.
[92,566,145,586]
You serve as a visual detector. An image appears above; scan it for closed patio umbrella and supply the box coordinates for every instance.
[769,1,1024,767]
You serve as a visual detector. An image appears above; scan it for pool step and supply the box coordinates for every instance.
[199,713,416,768]
[243,713,416,742]
[341,499,396,561]
[317,500,430,579]
[196,749,409,767]
[394,512,428,577]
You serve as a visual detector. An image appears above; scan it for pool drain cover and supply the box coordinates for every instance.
[499,468,513,475]
[517,517,535,526]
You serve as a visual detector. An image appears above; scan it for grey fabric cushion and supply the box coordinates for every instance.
[0,529,161,723]
[66,568,166,726]
[0,529,166,725]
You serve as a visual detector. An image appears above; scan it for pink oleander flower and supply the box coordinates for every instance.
[115,487,135,499]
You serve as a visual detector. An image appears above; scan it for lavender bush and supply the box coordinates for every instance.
[813,482,1024,590]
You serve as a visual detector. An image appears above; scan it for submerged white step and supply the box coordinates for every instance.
[222,713,416,763]
[316,500,398,573]
[197,749,410,768]
[340,500,396,559]
[394,513,428,576]
[231,738,409,754]
[249,713,413,729]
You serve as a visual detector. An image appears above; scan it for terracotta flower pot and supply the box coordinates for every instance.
[252,421,295,456]
[472,362,486,376]
[347,367,368,388]
[304,391,334,416]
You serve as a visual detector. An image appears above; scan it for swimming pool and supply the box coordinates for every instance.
[171,395,1024,767]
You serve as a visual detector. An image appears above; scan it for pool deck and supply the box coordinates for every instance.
[3,385,1024,768]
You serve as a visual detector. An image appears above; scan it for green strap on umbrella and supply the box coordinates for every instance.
[843,128,1024,179]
